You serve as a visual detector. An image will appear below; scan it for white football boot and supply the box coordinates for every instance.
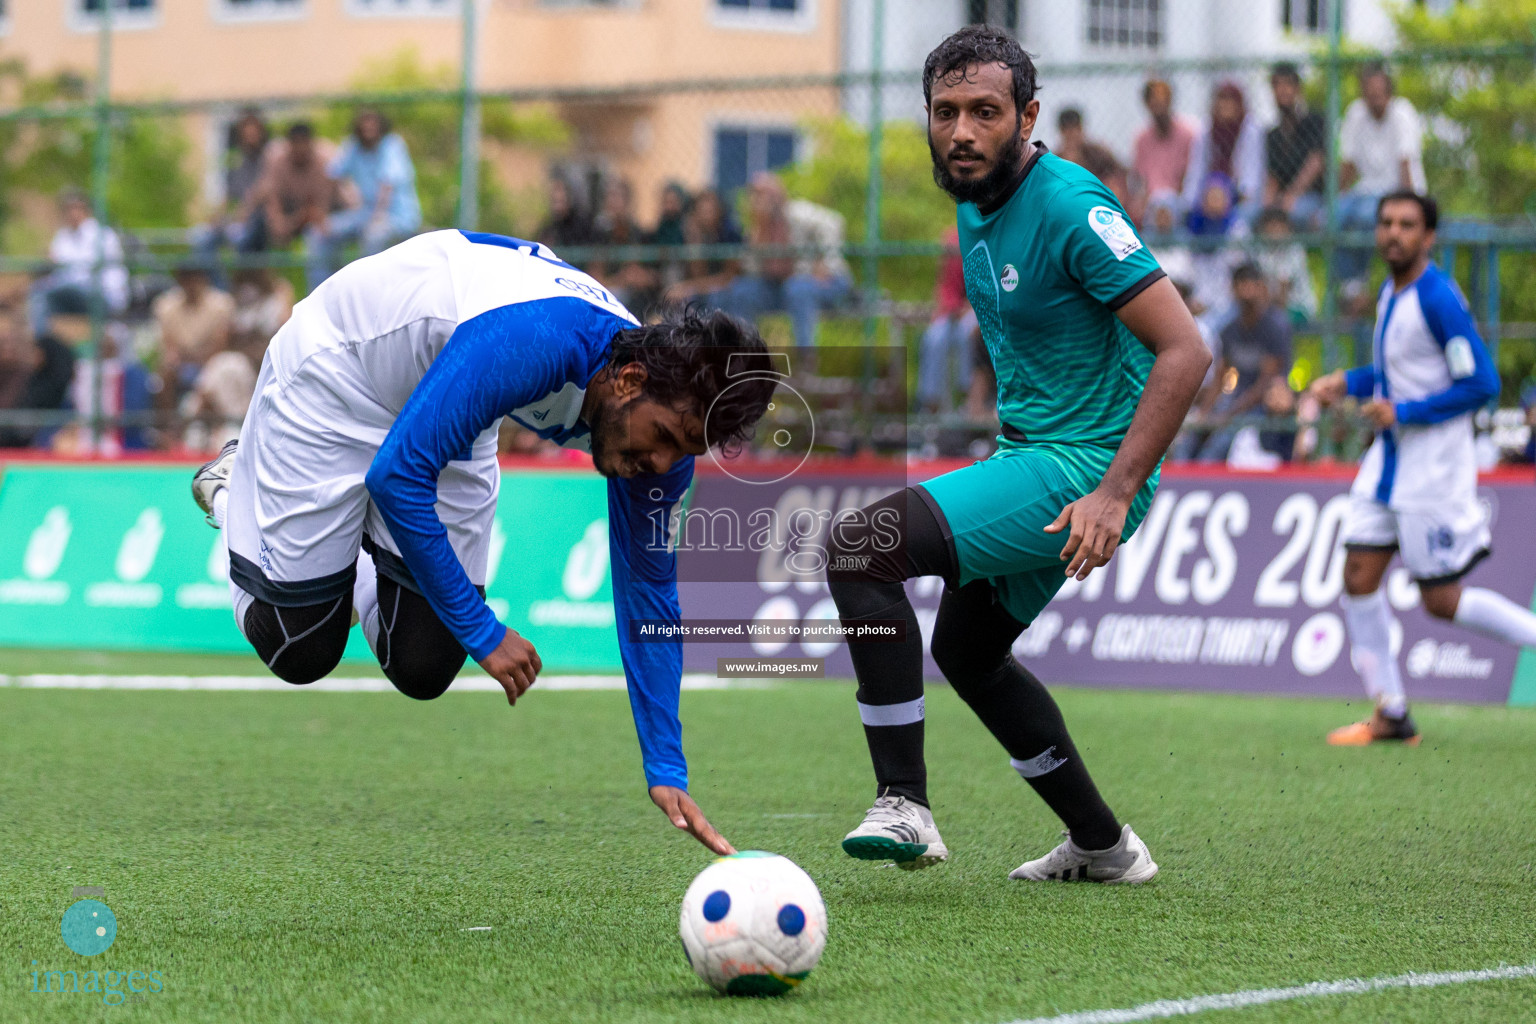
[841,793,949,870]
[192,438,239,527]
[1009,824,1158,884]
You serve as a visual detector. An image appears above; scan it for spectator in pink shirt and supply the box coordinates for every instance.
[1132,79,1196,214]
[917,227,977,414]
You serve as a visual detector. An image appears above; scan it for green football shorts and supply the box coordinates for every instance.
[914,442,1158,627]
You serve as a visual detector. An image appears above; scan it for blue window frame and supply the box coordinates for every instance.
[714,127,799,202]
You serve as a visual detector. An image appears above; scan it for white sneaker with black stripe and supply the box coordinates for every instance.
[192,438,239,527]
[841,793,949,870]
[1008,824,1158,884]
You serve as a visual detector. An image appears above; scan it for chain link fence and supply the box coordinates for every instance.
[0,1,1532,464]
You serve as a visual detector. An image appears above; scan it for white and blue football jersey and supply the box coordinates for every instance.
[1346,263,1499,512]
[253,229,693,790]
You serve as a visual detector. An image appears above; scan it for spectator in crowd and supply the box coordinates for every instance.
[154,261,235,406]
[0,307,76,449]
[537,175,591,252]
[1336,65,1426,283]
[917,227,977,414]
[718,172,852,362]
[28,188,129,338]
[1253,206,1317,324]
[249,123,335,257]
[588,178,657,313]
[1055,108,1115,171]
[1180,262,1292,462]
[228,267,294,363]
[1054,107,1129,207]
[1182,82,1265,223]
[664,187,743,303]
[1133,79,1197,216]
[308,109,422,289]
[182,349,256,452]
[1184,173,1250,330]
[648,181,692,296]
[192,107,273,261]
[1263,62,1327,228]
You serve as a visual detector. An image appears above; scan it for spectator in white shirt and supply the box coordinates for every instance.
[29,189,129,336]
[1335,65,1425,282]
[1181,82,1265,224]
[716,173,852,361]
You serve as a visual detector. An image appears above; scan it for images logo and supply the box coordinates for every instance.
[28,890,164,1006]
[61,899,116,956]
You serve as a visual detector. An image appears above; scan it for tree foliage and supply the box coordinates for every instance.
[315,47,569,234]
[1391,0,1536,219]
[0,60,195,247]
[779,117,955,300]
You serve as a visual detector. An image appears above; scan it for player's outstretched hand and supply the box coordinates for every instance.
[477,628,542,706]
[1309,370,1348,407]
[1046,487,1130,581]
[650,785,736,856]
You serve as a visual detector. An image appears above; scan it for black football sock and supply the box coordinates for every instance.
[933,582,1121,850]
[825,488,957,810]
[827,575,928,807]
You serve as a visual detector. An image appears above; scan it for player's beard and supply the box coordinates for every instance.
[929,124,1026,206]
[587,394,644,479]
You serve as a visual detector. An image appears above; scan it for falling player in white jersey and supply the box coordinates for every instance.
[189,229,776,851]
[1311,191,1536,744]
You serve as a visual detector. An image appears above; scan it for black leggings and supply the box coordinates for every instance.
[241,575,471,700]
[826,487,1121,846]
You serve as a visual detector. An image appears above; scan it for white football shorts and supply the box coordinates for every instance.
[224,345,499,610]
[1340,493,1491,585]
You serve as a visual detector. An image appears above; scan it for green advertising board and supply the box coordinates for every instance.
[0,465,623,671]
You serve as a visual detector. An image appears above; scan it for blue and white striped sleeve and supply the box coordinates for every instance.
[366,297,622,662]
[1396,275,1499,426]
[607,456,693,791]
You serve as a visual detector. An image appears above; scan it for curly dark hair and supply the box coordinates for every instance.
[606,307,778,455]
[922,25,1039,116]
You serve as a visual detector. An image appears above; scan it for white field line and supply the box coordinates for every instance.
[0,673,770,693]
[1005,962,1536,1024]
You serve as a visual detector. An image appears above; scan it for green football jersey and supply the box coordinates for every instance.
[957,149,1164,447]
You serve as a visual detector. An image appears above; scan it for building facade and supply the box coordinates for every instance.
[0,0,842,224]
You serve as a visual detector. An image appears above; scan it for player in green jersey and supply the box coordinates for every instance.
[827,26,1211,883]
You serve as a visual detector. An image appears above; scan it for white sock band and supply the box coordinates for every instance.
[212,488,229,529]
[1011,746,1067,778]
[857,696,924,727]
[1341,590,1406,716]
[1454,587,1536,648]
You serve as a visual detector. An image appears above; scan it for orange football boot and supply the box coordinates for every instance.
[1327,709,1421,746]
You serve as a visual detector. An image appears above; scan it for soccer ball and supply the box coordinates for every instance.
[678,851,827,996]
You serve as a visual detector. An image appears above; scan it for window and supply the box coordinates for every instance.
[1084,0,1161,48]
[0,0,9,34]
[966,0,1019,32]
[75,0,158,29]
[348,0,453,14]
[718,0,801,10]
[714,126,798,201]
[215,0,305,22]
[712,0,814,32]
[1280,0,1342,34]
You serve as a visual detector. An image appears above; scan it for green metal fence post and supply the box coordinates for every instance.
[90,0,115,450]
[861,0,885,433]
[458,0,481,231]
[1321,0,1343,378]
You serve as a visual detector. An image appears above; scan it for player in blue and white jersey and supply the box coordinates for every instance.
[190,229,775,852]
[1311,192,1536,745]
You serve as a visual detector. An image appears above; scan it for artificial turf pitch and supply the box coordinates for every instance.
[2,659,1534,1023]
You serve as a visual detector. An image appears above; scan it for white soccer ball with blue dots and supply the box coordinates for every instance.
[679,851,827,996]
